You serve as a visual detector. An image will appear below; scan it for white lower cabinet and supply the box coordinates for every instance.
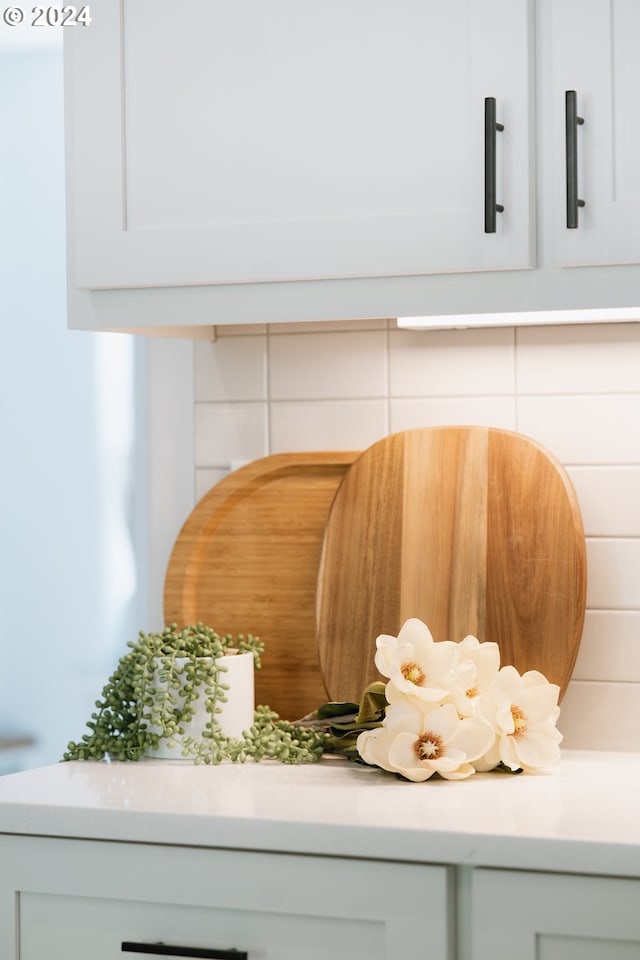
[471,868,640,959]
[5,834,640,959]
[0,836,452,960]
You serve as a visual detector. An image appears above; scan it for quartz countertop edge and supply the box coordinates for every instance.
[0,750,639,878]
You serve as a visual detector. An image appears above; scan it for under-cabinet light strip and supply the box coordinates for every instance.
[396,307,640,330]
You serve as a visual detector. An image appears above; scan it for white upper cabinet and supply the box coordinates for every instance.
[64,0,640,331]
[550,0,640,266]
[66,0,533,293]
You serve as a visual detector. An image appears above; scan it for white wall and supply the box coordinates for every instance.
[192,318,640,751]
[0,47,138,770]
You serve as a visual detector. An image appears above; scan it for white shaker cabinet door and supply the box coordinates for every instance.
[551,0,640,266]
[0,836,452,960]
[471,868,640,959]
[65,0,534,291]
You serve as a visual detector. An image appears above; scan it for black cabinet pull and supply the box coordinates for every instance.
[121,942,247,960]
[484,96,504,233]
[565,89,585,228]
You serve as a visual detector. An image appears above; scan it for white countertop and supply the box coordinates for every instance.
[1,750,639,878]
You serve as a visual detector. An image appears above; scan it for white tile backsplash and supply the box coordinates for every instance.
[194,336,267,401]
[390,396,516,433]
[567,466,640,536]
[516,322,640,393]
[585,539,640,610]
[268,330,388,400]
[195,402,268,466]
[195,467,229,503]
[389,327,515,396]
[573,610,640,683]
[268,318,390,334]
[558,681,640,751]
[270,399,386,452]
[517,394,640,463]
[191,320,640,752]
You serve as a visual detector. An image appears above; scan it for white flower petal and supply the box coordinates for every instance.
[449,717,496,763]
[356,728,388,767]
[388,732,436,781]
[436,762,476,781]
[383,699,429,736]
[472,644,501,687]
[498,734,522,771]
[496,702,516,734]
[522,669,553,688]
[517,683,560,724]
[473,740,500,772]
[513,729,562,771]
[440,747,468,766]
[419,702,460,742]
[492,664,523,701]
[396,617,436,650]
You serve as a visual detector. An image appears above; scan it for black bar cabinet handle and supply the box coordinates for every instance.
[484,96,504,233]
[121,942,247,960]
[565,90,585,228]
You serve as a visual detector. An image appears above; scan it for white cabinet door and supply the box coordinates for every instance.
[0,835,453,960]
[66,0,534,291]
[551,0,640,266]
[471,868,640,959]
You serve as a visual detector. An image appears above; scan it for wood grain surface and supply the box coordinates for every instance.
[316,427,587,703]
[164,452,357,720]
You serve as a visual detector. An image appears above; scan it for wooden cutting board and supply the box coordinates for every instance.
[164,452,357,720]
[316,427,587,703]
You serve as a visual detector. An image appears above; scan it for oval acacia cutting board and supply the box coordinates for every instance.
[164,451,357,720]
[316,427,587,703]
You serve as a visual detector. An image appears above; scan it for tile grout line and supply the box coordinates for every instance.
[385,319,392,435]
[513,325,520,431]
[265,326,273,456]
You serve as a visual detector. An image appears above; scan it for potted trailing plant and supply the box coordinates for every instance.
[64,623,326,765]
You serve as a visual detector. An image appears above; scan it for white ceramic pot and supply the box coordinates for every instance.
[145,650,255,760]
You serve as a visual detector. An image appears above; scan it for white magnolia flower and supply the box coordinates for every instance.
[475,665,562,772]
[357,698,495,782]
[375,618,457,703]
[448,634,501,717]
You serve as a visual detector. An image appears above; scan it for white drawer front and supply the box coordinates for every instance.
[1,836,452,960]
[471,868,640,959]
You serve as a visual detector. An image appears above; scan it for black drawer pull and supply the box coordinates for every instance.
[484,96,505,233]
[121,942,247,960]
[565,89,585,228]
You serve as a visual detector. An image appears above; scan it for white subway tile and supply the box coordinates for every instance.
[195,467,229,503]
[389,327,515,396]
[572,610,640,682]
[269,318,389,334]
[390,397,516,433]
[558,680,640,751]
[567,466,640,537]
[195,402,268,467]
[215,324,268,336]
[268,330,387,400]
[270,400,386,452]
[586,538,640,609]
[517,395,640,464]
[517,322,640,394]
[194,336,267,402]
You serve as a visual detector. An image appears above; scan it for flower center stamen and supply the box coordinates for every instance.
[511,705,527,738]
[414,732,444,761]
[401,661,426,686]
[465,686,479,699]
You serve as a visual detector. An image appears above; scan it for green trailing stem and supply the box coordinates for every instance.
[63,623,326,765]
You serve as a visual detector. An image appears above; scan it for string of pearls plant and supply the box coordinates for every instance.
[63,623,327,765]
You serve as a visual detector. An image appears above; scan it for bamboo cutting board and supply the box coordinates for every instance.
[316,427,587,703]
[164,452,357,720]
